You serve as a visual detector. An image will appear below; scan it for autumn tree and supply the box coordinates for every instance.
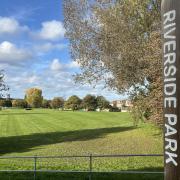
[50,97,64,109]
[64,0,162,125]
[82,95,97,111]
[64,95,81,111]
[25,88,43,108]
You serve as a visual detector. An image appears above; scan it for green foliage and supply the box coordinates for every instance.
[0,99,5,107]
[12,99,27,108]
[82,94,97,111]
[64,95,81,110]
[96,96,109,110]
[109,106,121,112]
[42,99,51,108]
[0,99,12,107]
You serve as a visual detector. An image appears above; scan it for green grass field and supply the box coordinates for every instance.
[0,109,164,179]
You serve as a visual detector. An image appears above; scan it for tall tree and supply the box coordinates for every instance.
[82,94,97,111]
[64,95,81,111]
[64,0,162,124]
[25,88,43,108]
[50,97,64,109]
[96,96,109,110]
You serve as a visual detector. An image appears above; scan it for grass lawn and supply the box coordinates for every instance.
[0,109,164,179]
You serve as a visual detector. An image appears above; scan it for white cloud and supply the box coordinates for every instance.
[50,59,63,71]
[6,65,122,101]
[26,75,39,83]
[68,61,80,68]
[6,71,41,86]
[37,20,65,41]
[50,58,80,72]
[0,17,28,35]
[34,42,66,53]
[0,41,32,64]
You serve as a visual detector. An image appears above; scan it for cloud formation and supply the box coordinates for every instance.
[36,20,65,41]
[50,59,63,71]
[0,7,121,101]
[0,17,28,35]
[34,42,67,53]
[68,61,80,68]
[0,41,32,64]
[6,67,121,101]
[50,59,80,72]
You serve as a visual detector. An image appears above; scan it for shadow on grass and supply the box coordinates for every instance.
[0,126,135,155]
[0,167,164,180]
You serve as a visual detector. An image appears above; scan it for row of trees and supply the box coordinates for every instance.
[65,95,109,111]
[0,88,110,111]
[43,95,109,111]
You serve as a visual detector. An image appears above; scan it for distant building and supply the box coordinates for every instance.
[110,100,133,112]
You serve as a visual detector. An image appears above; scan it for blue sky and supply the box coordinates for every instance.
[0,0,124,101]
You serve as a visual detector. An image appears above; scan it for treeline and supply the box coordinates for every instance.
[43,95,110,111]
[0,88,114,111]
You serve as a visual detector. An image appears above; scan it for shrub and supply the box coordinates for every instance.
[109,106,121,112]
[0,99,12,107]
[12,99,27,108]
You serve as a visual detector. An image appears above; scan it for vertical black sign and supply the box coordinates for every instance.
[162,0,180,179]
